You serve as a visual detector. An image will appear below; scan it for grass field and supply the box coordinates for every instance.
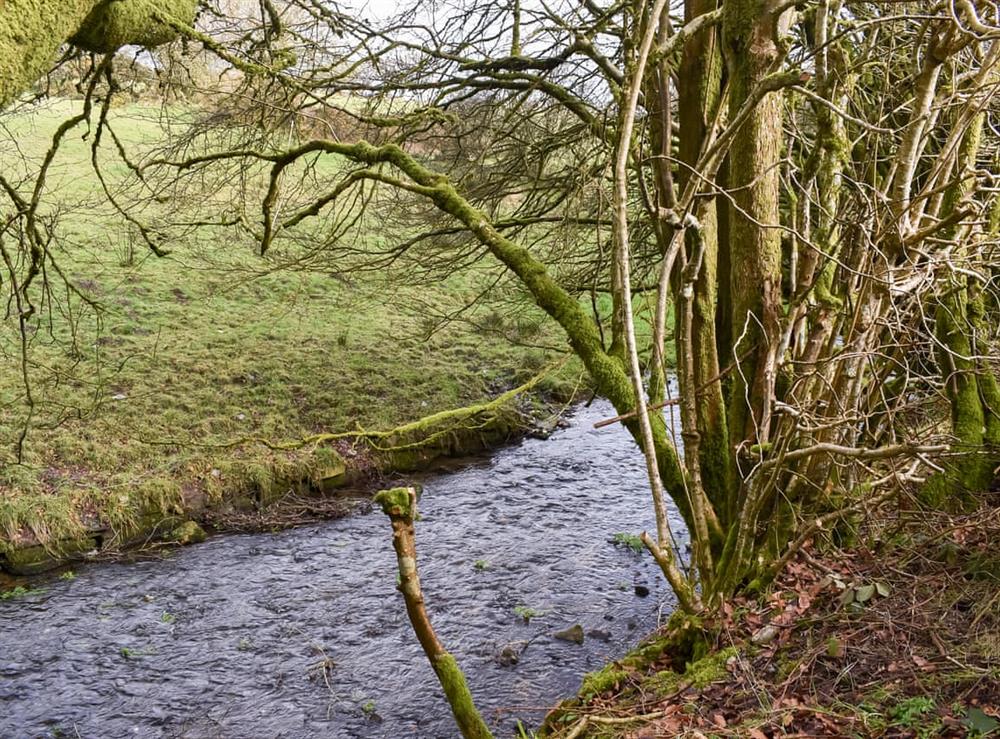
[0,100,582,555]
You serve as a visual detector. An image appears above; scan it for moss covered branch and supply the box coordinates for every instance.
[374,486,493,739]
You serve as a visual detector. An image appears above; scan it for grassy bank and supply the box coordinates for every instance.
[540,493,1000,738]
[0,100,581,566]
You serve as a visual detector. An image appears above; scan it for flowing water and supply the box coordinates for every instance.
[0,400,688,738]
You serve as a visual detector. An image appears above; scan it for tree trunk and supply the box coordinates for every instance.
[676,0,731,525]
[928,113,1000,502]
[722,0,788,472]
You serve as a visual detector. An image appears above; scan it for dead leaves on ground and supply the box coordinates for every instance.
[563,502,1000,738]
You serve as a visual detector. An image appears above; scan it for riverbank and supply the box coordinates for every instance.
[540,492,1000,737]
[0,100,582,575]
[1,369,581,575]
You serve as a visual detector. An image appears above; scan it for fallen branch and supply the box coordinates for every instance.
[137,359,566,452]
[560,710,669,739]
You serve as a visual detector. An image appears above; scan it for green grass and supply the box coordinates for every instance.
[0,100,582,556]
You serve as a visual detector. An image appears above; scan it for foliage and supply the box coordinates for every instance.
[890,696,938,729]
[610,533,644,554]
[514,605,543,623]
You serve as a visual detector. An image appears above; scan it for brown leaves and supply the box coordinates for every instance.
[563,507,1000,739]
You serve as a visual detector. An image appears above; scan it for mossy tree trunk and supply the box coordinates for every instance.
[927,111,1000,503]
[675,0,732,528]
[0,0,197,109]
[713,0,790,594]
[721,0,787,453]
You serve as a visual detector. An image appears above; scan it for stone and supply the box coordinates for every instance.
[586,629,612,642]
[634,584,650,597]
[497,640,529,666]
[751,624,779,645]
[169,521,207,546]
[316,457,348,491]
[2,537,98,575]
[553,624,585,644]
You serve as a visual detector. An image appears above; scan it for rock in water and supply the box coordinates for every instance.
[553,624,585,644]
[170,521,207,545]
[497,640,529,666]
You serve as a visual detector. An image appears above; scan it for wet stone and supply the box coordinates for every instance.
[497,640,529,666]
[169,521,207,546]
[553,624,585,644]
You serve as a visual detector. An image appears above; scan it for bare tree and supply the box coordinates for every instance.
[6,0,1000,612]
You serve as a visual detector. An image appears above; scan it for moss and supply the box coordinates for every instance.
[71,0,198,53]
[2,536,98,575]
[646,645,737,695]
[580,665,630,700]
[813,261,844,308]
[1,0,196,109]
[687,646,737,687]
[169,520,206,545]
[431,652,494,739]
[577,614,713,703]
[309,447,348,490]
[373,487,414,520]
[0,0,94,107]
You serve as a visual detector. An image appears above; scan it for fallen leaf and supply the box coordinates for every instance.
[855,584,876,603]
[964,707,1000,734]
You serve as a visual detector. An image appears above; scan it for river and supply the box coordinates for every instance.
[0,399,688,738]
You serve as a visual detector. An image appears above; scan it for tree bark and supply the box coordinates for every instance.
[722,0,788,458]
[676,0,731,524]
